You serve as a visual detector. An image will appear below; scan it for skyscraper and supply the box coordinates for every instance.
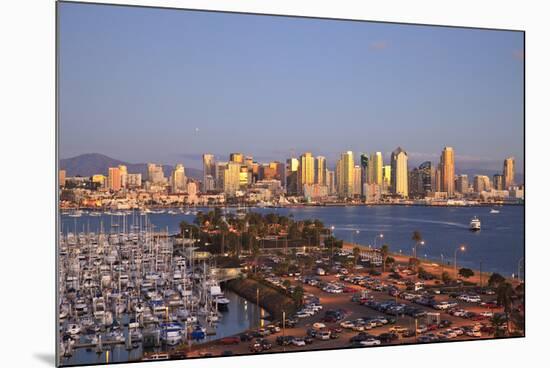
[369,152,383,185]
[108,167,121,191]
[215,161,228,190]
[493,174,504,191]
[440,147,455,196]
[336,151,354,198]
[298,152,315,193]
[286,158,299,195]
[202,154,215,192]
[315,156,327,186]
[170,164,187,193]
[353,165,362,196]
[503,157,515,189]
[326,169,335,195]
[223,162,241,196]
[118,165,128,189]
[382,165,391,187]
[418,161,433,194]
[360,153,369,195]
[390,147,408,197]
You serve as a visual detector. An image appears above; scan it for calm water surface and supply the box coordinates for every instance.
[61,205,524,276]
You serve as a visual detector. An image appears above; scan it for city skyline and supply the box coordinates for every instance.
[59,3,524,172]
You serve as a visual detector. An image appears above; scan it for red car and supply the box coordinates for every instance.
[427,324,439,331]
[219,336,240,345]
[343,287,357,293]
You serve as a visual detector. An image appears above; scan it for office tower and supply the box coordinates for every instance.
[298,152,315,193]
[434,164,442,192]
[215,162,228,190]
[440,147,455,196]
[503,157,515,189]
[369,152,383,185]
[229,152,244,164]
[286,158,299,195]
[493,174,504,191]
[473,175,491,193]
[170,164,187,193]
[118,165,127,189]
[326,169,335,195]
[108,167,121,191]
[127,173,142,189]
[147,163,165,184]
[455,174,469,194]
[408,168,423,198]
[244,156,254,168]
[336,151,354,198]
[315,156,327,186]
[418,161,433,194]
[382,165,391,186]
[59,170,66,187]
[360,154,369,195]
[223,162,241,196]
[390,147,408,197]
[353,165,362,196]
[202,154,216,191]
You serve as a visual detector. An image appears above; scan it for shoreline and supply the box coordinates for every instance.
[342,242,520,285]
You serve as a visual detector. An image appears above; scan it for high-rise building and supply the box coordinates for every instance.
[108,167,121,191]
[418,161,433,194]
[493,174,504,191]
[92,174,106,189]
[353,165,362,196]
[202,154,216,191]
[229,152,244,164]
[59,170,66,187]
[360,154,369,196]
[336,151,354,198]
[298,152,315,193]
[390,147,408,197]
[223,162,241,196]
[434,164,442,192]
[408,168,423,198]
[455,174,469,194]
[382,165,391,187]
[440,147,455,196]
[118,165,127,189]
[286,158,299,195]
[473,175,491,193]
[147,163,165,184]
[215,162,228,190]
[315,156,327,186]
[369,152,383,185]
[170,164,187,193]
[326,169,335,195]
[503,157,515,189]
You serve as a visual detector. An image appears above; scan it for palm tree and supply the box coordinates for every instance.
[496,282,515,334]
[490,313,508,337]
[380,244,389,273]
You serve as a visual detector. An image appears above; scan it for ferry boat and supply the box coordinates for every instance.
[470,216,481,231]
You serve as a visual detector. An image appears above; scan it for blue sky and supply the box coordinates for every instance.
[58,2,524,172]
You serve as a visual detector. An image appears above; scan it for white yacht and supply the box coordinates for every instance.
[490,209,500,214]
[160,322,183,346]
[470,216,481,231]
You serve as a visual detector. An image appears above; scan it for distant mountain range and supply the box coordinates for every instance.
[60,153,203,180]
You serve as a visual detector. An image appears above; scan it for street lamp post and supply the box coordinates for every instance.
[350,229,360,246]
[454,245,466,279]
[373,233,384,248]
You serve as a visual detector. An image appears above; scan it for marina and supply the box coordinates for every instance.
[58,213,267,366]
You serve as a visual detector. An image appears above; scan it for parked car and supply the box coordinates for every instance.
[360,338,381,346]
[219,336,240,345]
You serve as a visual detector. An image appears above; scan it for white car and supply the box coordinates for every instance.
[292,338,306,347]
[340,321,355,329]
[313,322,326,330]
[467,330,482,337]
[360,338,381,346]
[480,311,494,317]
[295,312,310,318]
